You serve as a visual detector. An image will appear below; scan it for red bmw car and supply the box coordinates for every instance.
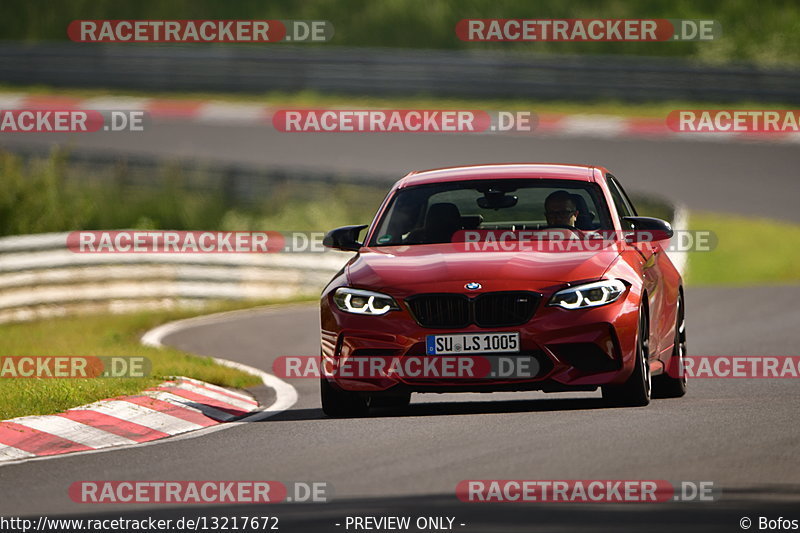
[320,163,686,417]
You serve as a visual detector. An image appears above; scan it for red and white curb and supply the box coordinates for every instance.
[0,93,272,126]
[0,376,257,462]
[1,92,799,143]
[0,305,300,466]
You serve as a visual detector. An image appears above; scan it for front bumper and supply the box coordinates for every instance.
[321,286,641,394]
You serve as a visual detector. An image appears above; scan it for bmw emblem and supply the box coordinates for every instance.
[465,282,482,290]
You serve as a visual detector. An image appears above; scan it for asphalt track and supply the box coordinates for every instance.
[0,124,799,532]
[1,122,799,222]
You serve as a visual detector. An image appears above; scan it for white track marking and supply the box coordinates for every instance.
[169,381,257,410]
[0,93,26,109]
[141,391,237,421]
[197,102,267,123]
[0,444,35,461]
[559,115,627,137]
[177,376,257,404]
[11,417,137,448]
[72,400,204,434]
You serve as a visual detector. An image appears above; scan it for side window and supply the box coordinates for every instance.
[606,175,634,228]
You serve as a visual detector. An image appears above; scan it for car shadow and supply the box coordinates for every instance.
[262,395,622,422]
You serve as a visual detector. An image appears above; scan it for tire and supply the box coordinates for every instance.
[602,308,651,407]
[370,391,412,409]
[652,292,687,398]
[320,378,370,418]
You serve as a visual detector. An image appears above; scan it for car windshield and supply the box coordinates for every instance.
[369,179,613,246]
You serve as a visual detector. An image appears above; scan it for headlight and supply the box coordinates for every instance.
[548,279,627,309]
[333,287,400,315]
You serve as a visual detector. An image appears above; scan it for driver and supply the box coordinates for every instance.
[544,190,579,227]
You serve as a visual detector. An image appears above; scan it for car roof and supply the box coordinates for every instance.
[396,163,605,188]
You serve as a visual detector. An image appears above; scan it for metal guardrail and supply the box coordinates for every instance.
[1,42,799,104]
[0,232,349,324]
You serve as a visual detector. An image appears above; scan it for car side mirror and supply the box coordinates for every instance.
[323,225,368,251]
[621,216,674,242]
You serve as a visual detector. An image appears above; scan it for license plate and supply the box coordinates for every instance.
[426,332,520,355]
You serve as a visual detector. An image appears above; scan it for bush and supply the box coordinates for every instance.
[0,150,387,235]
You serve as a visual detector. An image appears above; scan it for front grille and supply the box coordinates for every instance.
[406,294,470,328]
[407,291,539,328]
[475,292,538,327]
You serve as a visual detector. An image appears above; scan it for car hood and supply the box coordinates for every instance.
[347,243,621,293]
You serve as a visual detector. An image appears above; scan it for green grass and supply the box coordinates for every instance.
[685,212,800,285]
[3,85,796,119]
[0,297,315,420]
